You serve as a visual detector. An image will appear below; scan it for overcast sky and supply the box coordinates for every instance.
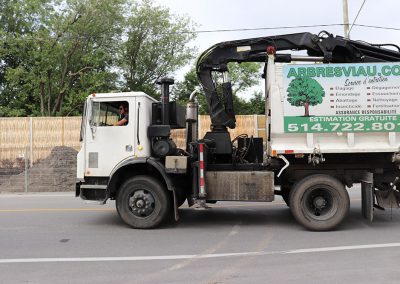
[155,0,400,97]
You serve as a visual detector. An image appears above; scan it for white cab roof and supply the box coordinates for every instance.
[88,92,157,102]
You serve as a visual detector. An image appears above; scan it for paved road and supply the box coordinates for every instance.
[1,187,400,284]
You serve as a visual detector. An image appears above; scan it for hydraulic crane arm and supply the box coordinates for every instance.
[196,31,400,130]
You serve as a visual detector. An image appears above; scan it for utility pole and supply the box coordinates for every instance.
[342,0,350,39]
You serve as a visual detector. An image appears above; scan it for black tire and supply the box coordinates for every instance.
[290,174,350,231]
[116,176,171,229]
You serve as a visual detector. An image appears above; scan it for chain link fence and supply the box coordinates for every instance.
[0,115,265,193]
[0,117,81,192]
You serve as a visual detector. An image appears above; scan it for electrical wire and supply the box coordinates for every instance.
[4,23,400,42]
[195,24,345,34]
[353,23,400,32]
[349,0,367,36]
[0,24,350,42]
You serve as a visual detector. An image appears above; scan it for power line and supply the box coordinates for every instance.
[2,23,347,41]
[355,23,400,31]
[195,23,400,35]
[194,24,345,33]
[349,0,367,36]
[3,23,400,42]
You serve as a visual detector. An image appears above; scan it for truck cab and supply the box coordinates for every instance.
[77,92,155,200]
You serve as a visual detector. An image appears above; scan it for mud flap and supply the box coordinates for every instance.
[375,189,400,209]
[361,172,374,222]
[361,182,374,222]
[172,190,179,221]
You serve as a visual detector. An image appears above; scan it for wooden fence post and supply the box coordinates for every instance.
[61,117,65,146]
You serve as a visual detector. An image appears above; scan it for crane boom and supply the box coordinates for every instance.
[196,31,400,129]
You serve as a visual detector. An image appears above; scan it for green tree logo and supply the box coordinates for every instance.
[287,77,325,116]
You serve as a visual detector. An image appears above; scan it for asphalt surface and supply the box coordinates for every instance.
[1,186,400,284]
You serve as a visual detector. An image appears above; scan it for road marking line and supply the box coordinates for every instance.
[205,229,274,283]
[211,203,286,208]
[200,199,361,208]
[0,198,363,213]
[0,208,114,213]
[0,205,281,213]
[1,242,400,264]
[0,194,73,198]
[0,252,260,264]
[286,243,400,254]
[165,223,241,272]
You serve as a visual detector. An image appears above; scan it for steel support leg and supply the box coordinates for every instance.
[361,172,374,222]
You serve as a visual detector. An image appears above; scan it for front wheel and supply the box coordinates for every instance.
[116,176,171,229]
[290,174,350,231]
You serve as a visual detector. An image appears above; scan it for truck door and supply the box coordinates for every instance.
[85,98,136,177]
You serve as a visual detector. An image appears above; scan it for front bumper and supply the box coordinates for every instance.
[76,182,108,202]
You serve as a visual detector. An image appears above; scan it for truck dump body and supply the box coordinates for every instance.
[270,62,400,154]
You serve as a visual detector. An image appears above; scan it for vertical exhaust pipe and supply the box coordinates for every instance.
[186,90,198,151]
[157,77,174,125]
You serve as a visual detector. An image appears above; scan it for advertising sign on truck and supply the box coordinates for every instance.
[283,62,400,133]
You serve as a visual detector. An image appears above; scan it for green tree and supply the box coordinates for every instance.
[0,0,54,116]
[0,0,198,117]
[171,67,208,114]
[286,77,325,116]
[0,0,124,116]
[228,62,261,96]
[122,0,196,98]
[238,91,265,115]
[172,62,262,115]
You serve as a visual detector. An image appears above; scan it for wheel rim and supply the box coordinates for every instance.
[128,189,156,218]
[301,185,339,221]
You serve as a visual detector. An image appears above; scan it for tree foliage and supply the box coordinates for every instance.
[172,63,264,115]
[0,0,125,116]
[228,62,261,96]
[235,91,265,115]
[171,67,208,114]
[286,77,325,116]
[122,0,196,98]
[0,0,197,116]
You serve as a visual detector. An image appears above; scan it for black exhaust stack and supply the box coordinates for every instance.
[148,77,186,158]
[157,77,174,125]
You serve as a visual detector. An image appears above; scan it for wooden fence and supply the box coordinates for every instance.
[0,117,81,166]
[0,115,266,165]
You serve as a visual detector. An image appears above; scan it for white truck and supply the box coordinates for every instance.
[76,31,400,230]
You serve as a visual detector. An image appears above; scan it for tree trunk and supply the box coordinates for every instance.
[304,100,310,116]
[39,81,45,116]
[52,90,65,116]
[47,70,52,116]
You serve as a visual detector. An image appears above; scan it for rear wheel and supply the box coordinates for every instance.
[116,176,171,229]
[290,174,350,231]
